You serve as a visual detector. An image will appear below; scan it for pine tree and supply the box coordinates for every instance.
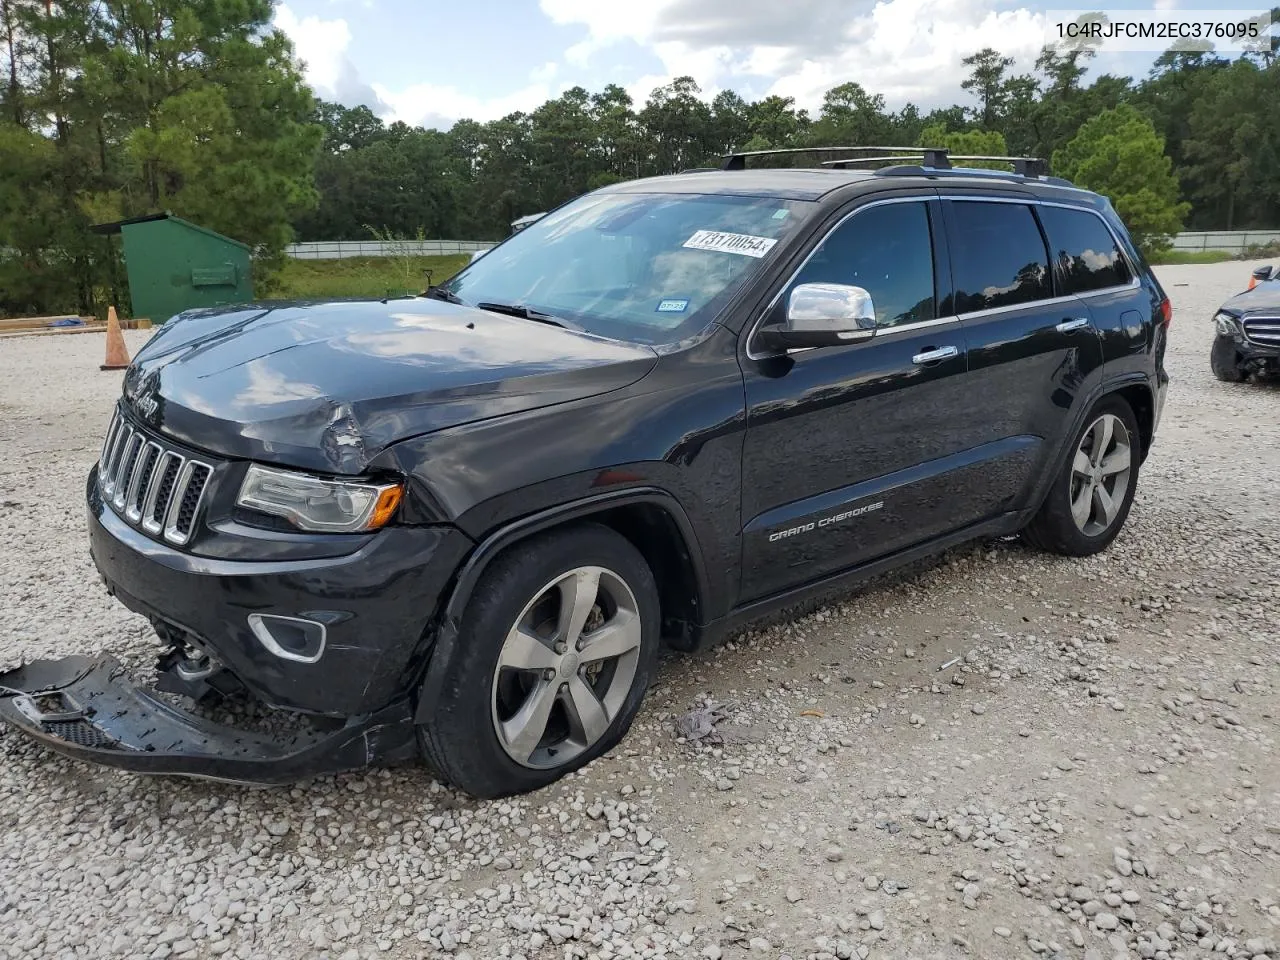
[1052,105,1190,254]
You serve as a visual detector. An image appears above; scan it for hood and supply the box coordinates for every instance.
[123,298,658,473]
[1221,282,1280,317]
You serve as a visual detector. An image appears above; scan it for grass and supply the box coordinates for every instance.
[267,255,472,300]
[267,244,1268,300]
[1147,249,1235,265]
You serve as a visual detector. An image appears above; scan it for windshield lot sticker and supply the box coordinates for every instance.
[656,298,690,313]
[683,230,778,258]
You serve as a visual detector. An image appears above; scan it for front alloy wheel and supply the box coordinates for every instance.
[492,567,642,769]
[416,523,660,798]
[1069,413,1132,537]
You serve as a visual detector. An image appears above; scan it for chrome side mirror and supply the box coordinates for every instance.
[756,282,878,352]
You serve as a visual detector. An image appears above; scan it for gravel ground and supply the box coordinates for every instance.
[1,260,1277,960]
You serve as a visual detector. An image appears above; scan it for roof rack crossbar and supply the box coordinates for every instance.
[720,145,951,171]
[942,155,1048,177]
[922,149,951,169]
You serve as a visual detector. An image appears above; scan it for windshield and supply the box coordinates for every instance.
[440,191,812,344]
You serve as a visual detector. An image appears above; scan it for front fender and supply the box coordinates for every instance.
[414,487,709,723]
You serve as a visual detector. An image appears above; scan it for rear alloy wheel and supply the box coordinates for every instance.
[1067,413,1133,539]
[1022,396,1140,557]
[417,523,660,798]
[1210,334,1246,382]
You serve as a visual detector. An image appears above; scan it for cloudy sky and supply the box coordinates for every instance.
[273,0,1190,129]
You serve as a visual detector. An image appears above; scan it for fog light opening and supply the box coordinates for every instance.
[248,614,327,664]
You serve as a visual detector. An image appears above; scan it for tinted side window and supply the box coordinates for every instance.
[949,202,1051,313]
[1037,205,1131,293]
[791,202,935,328]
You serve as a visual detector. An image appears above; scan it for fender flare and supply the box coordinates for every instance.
[1025,373,1155,521]
[414,487,707,722]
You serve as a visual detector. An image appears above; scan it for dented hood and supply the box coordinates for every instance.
[123,299,658,473]
[1221,281,1280,316]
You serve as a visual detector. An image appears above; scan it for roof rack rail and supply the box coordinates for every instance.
[719,146,952,171]
[872,164,1075,188]
[721,146,1057,180]
[822,152,1049,177]
[821,154,945,169]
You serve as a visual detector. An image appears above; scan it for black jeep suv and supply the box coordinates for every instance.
[0,149,1170,798]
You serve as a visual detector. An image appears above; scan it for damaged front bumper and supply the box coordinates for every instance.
[0,654,418,785]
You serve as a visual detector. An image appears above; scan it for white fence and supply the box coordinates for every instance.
[285,240,492,260]
[1170,230,1280,253]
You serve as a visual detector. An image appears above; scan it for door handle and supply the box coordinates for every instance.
[911,345,959,365]
[1056,317,1090,333]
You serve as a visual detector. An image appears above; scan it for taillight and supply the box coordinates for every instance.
[1159,297,1172,329]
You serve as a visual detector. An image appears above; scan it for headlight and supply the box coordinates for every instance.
[1214,311,1241,336]
[237,464,403,533]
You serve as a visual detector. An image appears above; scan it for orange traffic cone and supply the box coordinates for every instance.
[100,306,131,371]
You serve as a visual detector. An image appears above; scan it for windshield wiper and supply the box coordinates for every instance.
[424,285,463,304]
[475,301,578,330]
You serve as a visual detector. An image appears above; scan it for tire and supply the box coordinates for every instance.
[417,523,661,799]
[1022,396,1140,557]
[1210,335,1246,382]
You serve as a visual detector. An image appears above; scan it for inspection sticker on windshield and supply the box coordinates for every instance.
[683,230,778,259]
[656,298,690,313]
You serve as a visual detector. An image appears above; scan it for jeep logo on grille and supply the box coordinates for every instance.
[134,393,159,421]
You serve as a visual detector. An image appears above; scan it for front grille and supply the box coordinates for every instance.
[1243,315,1280,347]
[98,408,213,546]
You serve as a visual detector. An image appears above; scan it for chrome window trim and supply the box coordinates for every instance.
[761,314,963,360]
[958,294,1077,322]
[745,195,937,361]
[745,192,1146,361]
[881,314,961,333]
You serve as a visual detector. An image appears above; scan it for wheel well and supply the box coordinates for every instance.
[1113,385,1155,460]
[456,501,705,652]
[591,503,701,650]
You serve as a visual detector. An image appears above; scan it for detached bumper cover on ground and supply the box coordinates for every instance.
[0,654,418,784]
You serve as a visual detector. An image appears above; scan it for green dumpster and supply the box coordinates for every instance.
[90,212,253,323]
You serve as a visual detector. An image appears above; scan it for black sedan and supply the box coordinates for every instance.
[1211,264,1279,381]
